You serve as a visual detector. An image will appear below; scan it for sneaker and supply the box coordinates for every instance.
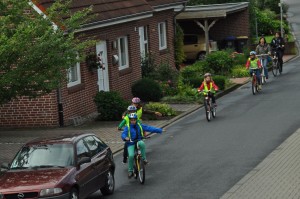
[122,157,127,164]
[143,160,149,165]
[213,103,217,107]
[128,171,134,178]
[258,85,262,90]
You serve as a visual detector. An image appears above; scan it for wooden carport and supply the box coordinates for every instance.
[176,2,249,55]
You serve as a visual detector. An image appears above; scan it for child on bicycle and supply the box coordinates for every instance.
[123,97,162,120]
[118,105,140,164]
[246,51,262,90]
[121,113,163,178]
[198,73,219,107]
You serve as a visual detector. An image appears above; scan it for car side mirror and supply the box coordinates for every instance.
[0,163,10,172]
[77,157,91,166]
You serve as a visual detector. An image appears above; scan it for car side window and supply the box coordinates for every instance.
[76,139,90,159]
[184,35,198,45]
[84,136,107,157]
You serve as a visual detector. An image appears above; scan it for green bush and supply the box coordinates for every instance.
[151,61,179,83]
[159,81,178,96]
[232,53,247,65]
[180,61,210,87]
[131,78,163,102]
[231,65,249,78]
[161,95,202,104]
[174,23,186,69]
[94,91,128,121]
[205,51,233,75]
[141,53,156,78]
[213,75,226,90]
[144,102,177,116]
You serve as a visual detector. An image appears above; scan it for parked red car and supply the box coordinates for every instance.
[0,133,115,199]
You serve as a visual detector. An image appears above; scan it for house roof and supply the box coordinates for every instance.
[36,0,187,31]
[176,2,249,20]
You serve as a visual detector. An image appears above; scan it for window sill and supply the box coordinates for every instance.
[68,83,85,94]
[119,67,132,76]
[159,48,169,55]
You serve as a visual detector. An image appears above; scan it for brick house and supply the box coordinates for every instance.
[0,0,187,128]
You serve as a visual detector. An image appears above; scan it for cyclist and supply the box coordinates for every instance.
[270,31,285,73]
[198,73,219,107]
[118,105,140,164]
[256,37,271,79]
[121,113,163,178]
[246,51,262,90]
[122,97,162,120]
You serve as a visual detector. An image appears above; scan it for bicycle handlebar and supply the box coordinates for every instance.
[256,54,270,57]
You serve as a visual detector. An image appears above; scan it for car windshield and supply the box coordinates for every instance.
[10,143,74,170]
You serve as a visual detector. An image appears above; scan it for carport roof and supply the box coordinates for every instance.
[176,2,249,19]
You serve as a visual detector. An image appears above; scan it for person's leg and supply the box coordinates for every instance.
[256,70,261,85]
[262,58,268,78]
[123,142,128,163]
[137,140,146,161]
[277,50,283,71]
[127,145,135,173]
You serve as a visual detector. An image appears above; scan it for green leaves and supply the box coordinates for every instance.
[0,0,94,105]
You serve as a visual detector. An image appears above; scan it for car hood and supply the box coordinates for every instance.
[0,168,73,192]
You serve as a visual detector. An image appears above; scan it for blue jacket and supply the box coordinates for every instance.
[121,123,162,146]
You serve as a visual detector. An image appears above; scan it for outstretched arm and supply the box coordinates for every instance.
[141,124,163,134]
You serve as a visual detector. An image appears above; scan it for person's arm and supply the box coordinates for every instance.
[212,81,219,91]
[143,109,162,117]
[245,59,250,69]
[121,126,130,141]
[122,110,129,118]
[198,82,204,91]
[141,124,163,134]
[255,45,260,54]
[118,119,126,130]
[257,60,262,68]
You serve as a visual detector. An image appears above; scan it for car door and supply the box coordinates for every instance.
[83,136,109,189]
[75,139,96,199]
[183,35,199,59]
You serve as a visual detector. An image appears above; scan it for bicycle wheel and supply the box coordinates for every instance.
[133,158,138,179]
[137,157,145,184]
[252,76,256,95]
[279,61,282,74]
[272,60,278,77]
[261,68,265,85]
[204,100,211,121]
[211,105,216,118]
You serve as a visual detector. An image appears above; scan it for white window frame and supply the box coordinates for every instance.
[158,22,167,50]
[67,61,81,88]
[118,36,129,70]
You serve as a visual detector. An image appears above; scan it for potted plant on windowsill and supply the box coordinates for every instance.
[85,51,105,72]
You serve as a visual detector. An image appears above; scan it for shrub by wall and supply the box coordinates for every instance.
[131,78,163,102]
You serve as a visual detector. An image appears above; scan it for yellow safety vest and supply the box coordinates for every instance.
[249,58,259,69]
[127,122,144,140]
[203,82,215,94]
[136,107,143,120]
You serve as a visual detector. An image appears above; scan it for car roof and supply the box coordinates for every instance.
[24,133,96,146]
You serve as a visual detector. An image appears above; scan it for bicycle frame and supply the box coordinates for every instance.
[203,93,216,121]
[251,69,260,95]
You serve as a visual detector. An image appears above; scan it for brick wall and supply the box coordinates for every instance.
[0,9,177,128]
[0,94,58,127]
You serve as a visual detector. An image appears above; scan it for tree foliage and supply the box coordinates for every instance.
[174,23,185,69]
[0,0,94,105]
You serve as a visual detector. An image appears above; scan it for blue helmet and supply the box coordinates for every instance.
[250,51,256,55]
[128,113,138,119]
[127,105,137,111]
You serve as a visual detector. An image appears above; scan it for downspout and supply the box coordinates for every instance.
[173,3,187,69]
[57,88,64,127]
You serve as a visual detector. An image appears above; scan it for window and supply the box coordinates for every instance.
[118,36,129,70]
[84,136,106,157]
[76,139,90,159]
[184,35,198,45]
[67,61,81,87]
[139,26,149,58]
[158,22,167,50]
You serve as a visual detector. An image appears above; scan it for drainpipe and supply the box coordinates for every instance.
[57,88,64,127]
[173,2,187,69]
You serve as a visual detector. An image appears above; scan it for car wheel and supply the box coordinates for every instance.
[69,188,79,199]
[197,52,206,60]
[100,170,115,195]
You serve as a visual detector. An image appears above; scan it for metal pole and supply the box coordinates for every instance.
[280,0,283,37]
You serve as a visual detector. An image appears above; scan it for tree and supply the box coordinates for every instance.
[0,0,94,105]
[174,23,185,70]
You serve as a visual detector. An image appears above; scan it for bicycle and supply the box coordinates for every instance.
[256,54,269,84]
[127,137,150,184]
[202,91,216,122]
[271,51,280,77]
[251,69,261,95]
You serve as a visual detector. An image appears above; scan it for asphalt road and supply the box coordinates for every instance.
[94,62,300,197]
[94,2,300,198]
